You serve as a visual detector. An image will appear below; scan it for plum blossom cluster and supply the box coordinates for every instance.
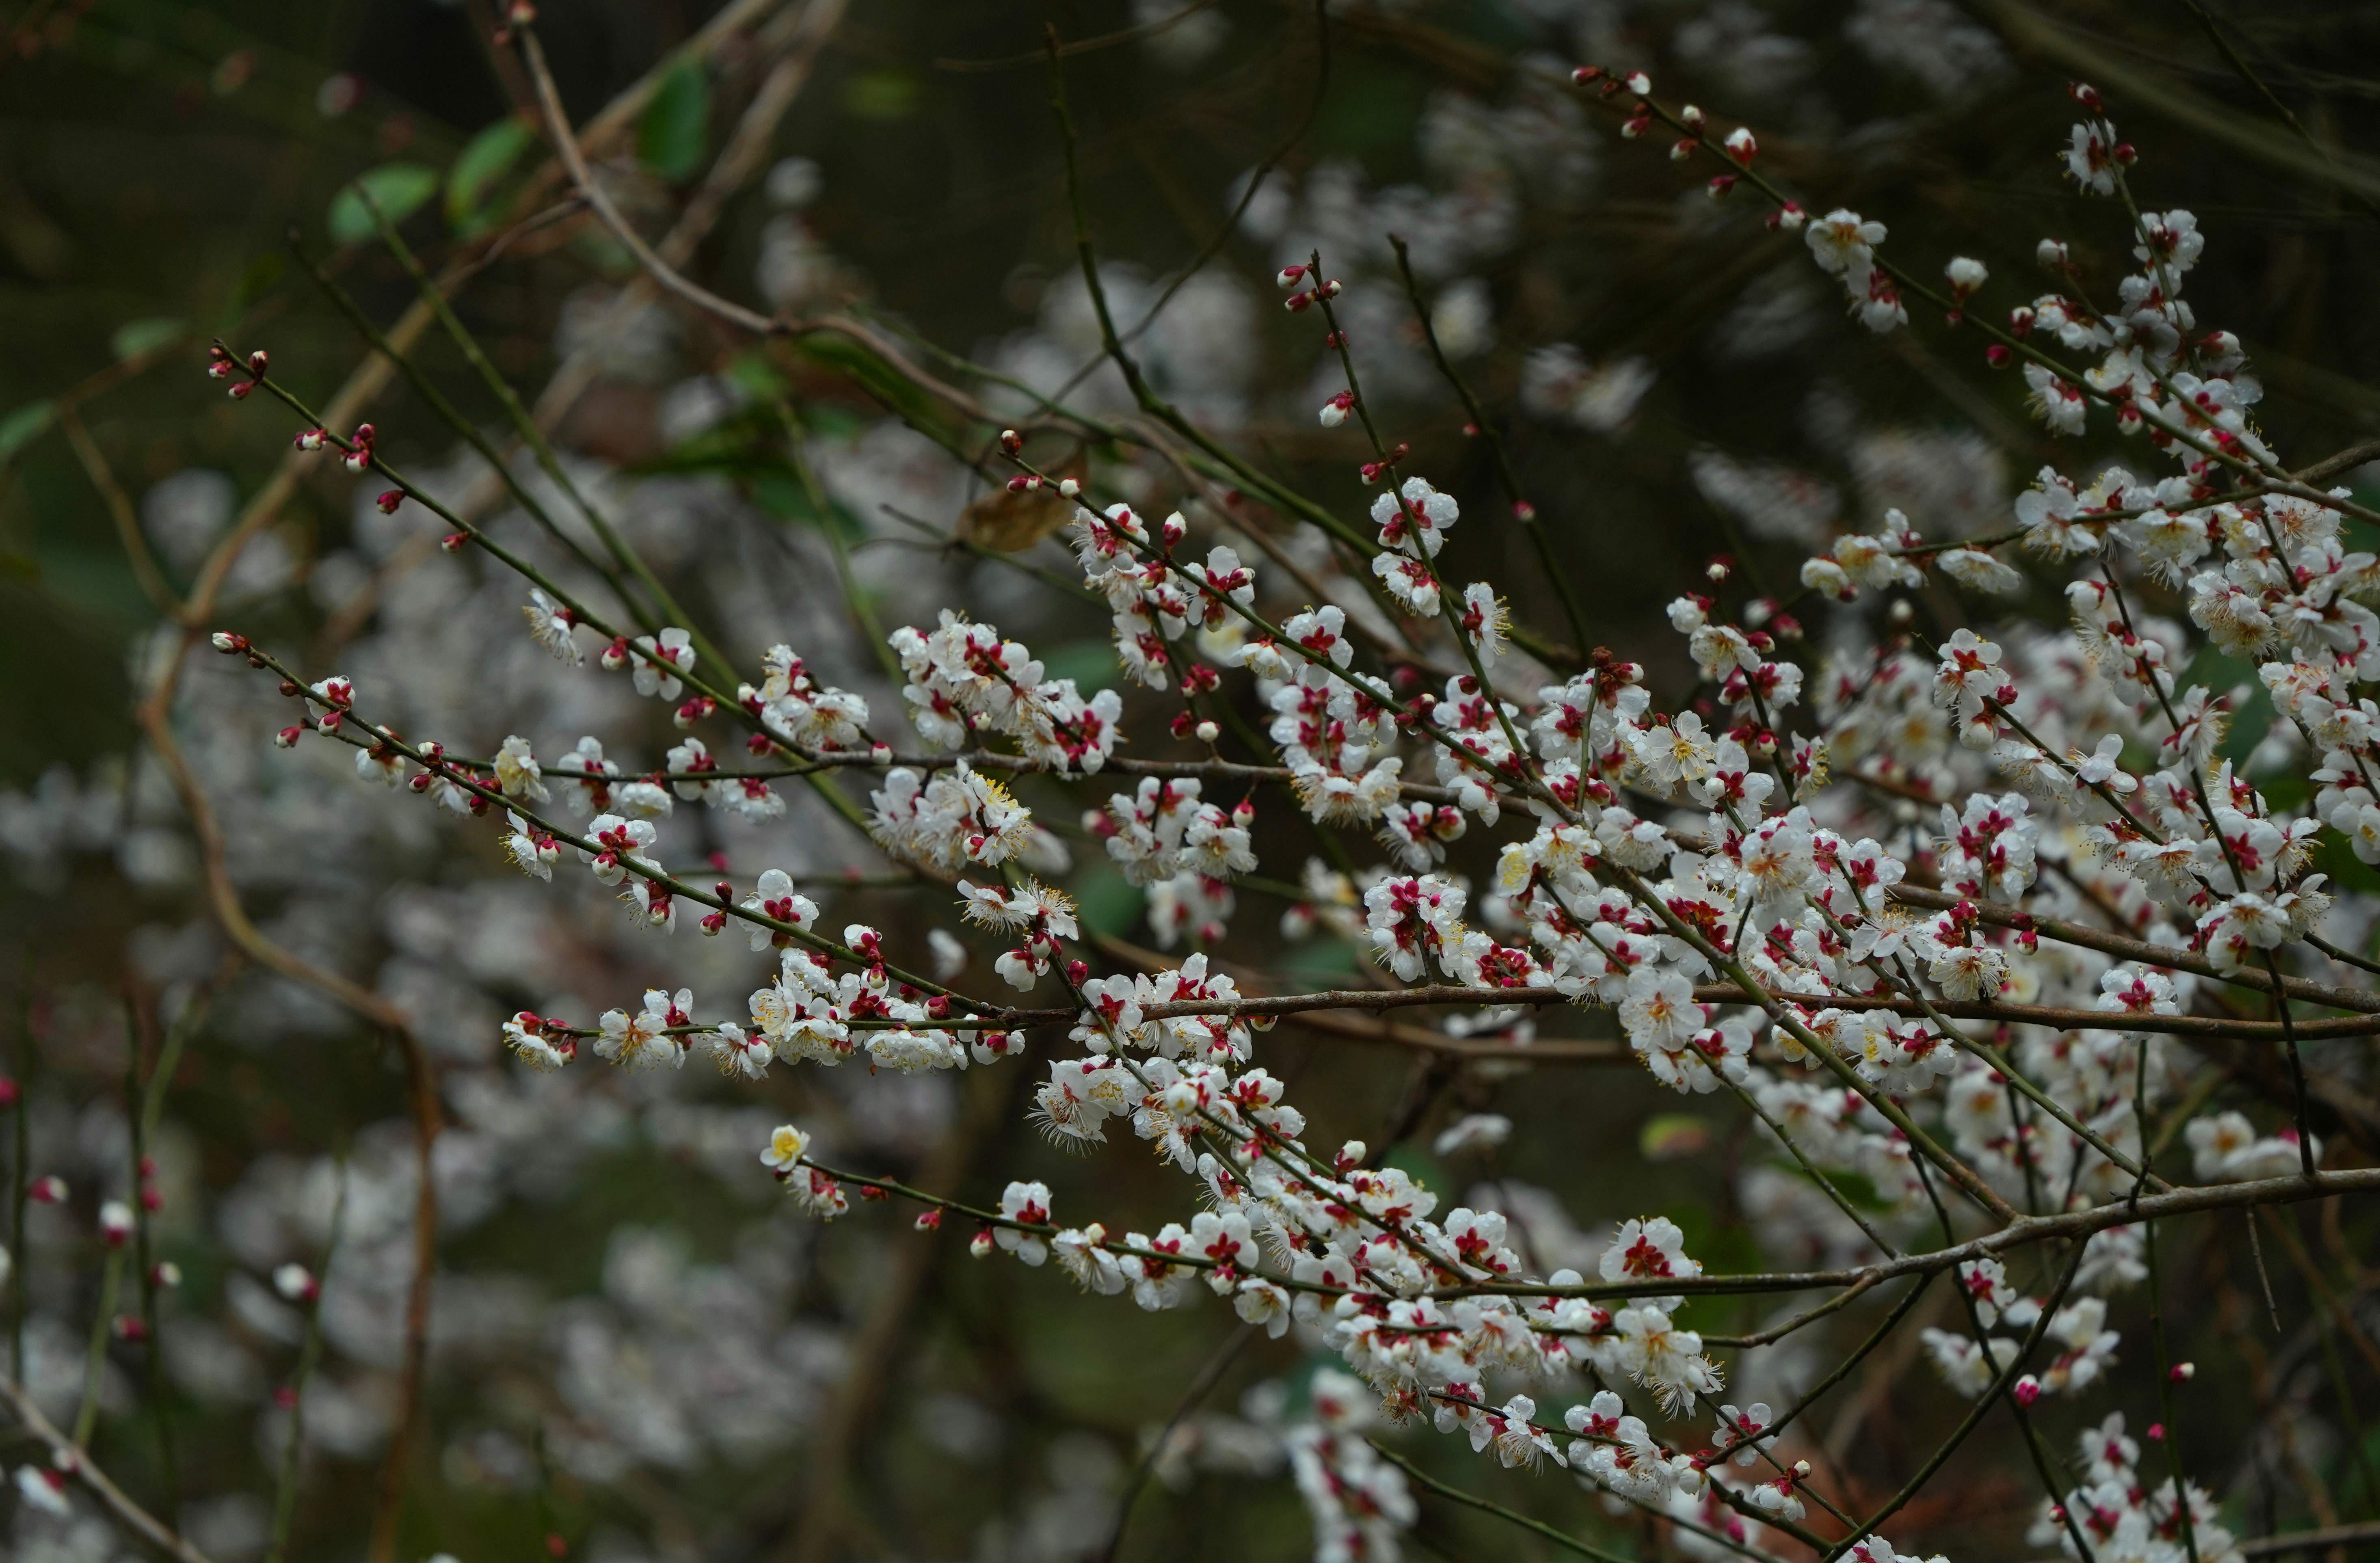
[185,64,2380,1563]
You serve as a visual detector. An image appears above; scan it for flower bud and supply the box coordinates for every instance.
[99,1201,133,1247]
[440,532,469,553]
[276,725,305,748]
[28,1176,65,1204]
[151,1261,182,1289]
[211,632,249,654]
[274,1262,320,1303]
[111,1315,148,1342]
[2171,1361,2195,1381]
[997,428,1022,455]
[599,637,630,671]
[1624,71,1650,94]
[1193,720,1219,744]
[376,490,403,515]
[1985,344,2013,369]
[969,1228,996,1259]
[1723,127,1756,165]
[1679,104,1704,129]
[914,1208,943,1231]
[2011,1375,2041,1407]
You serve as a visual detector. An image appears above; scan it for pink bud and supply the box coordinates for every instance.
[2012,1375,2041,1407]
[29,1175,66,1204]
[376,490,403,515]
[968,1228,995,1258]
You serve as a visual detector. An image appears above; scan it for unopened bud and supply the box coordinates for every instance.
[1679,104,1704,129]
[276,725,304,748]
[969,1228,996,1259]
[998,428,1022,455]
[2171,1361,2195,1381]
[273,1263,319,1303]
[1985,344,2013,369]
[99,1201,134,1246]
[1624,71,1650,94]
[151,1261,182,1288]
[211,632,248,654]
[1193,720,1219,744]
[376,490,403,515]
[29,1176,65,1204]
[440,532,469,553]
[915,1208,944,1231]
[2011,1375,2041,1407]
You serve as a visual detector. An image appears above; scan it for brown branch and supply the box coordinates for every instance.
[0,1375,213,1563]
[1889,884,2380,1016]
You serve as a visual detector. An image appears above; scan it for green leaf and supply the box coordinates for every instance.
[328,163,440,246]
[841,70,918,122]
[110,317,186,363]
[1036,638,1118,693]
[0,400,54,460]
[638,59,709,183]
[795,335,951,440]
[445,117,536,231]
[1069,862,1146,940]
[1639,1114,1713,1161]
